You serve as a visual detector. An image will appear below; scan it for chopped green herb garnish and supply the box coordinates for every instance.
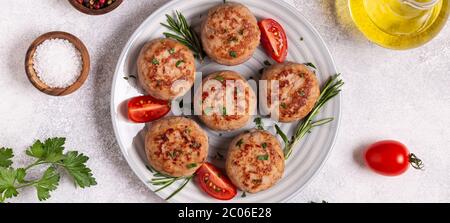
[228,36,238,42]
[123,75,137,80]
[176,60,185,67]
[167,151,179,159]
[229,51,237,58]
[214,152,224,160]
[304,62,317,69]
[186,163,197,169]
[254,117,264,130]
[222,107,227,116]
[257,154,269,161]
[252,179,263,184]
[191,142,201,149]
[280,103,287,109]
[236,139,244,147]
[299,90,306,97]
[169,48,176,54]
[262,143,267,149]
[152,58,160,65]
[215,75,225,82]
[179,100,184,108]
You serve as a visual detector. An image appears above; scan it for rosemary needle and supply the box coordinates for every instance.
[283,74,344,159]
[161,11,205,62]
[147,165,194,200]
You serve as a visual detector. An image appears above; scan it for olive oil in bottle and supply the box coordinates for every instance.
[348,0,449,49]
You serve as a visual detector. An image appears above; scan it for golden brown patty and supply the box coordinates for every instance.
[226,130,285,193]
[137,38,196,100]
[196,71,256,131]
[261,62,321,123]
[145,117,208,177]
[201,3,261,66]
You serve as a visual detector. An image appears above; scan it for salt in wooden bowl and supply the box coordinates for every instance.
[25,31,90,96]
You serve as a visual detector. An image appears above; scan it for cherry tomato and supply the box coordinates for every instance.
[127,95,171,123]
[258,18,288,63]
[196,163,237,200]
[364,140,424,176]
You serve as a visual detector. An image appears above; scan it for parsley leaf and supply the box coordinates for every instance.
[35,167,60,201]
[16,168,27,184]
[61,151,97,188]
[0,137,96,203]
[0,148,13,168]
[0,167,19,202]
[26,138,66,163]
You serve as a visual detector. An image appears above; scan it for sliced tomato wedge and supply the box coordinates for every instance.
[196,163,237,200]
[258,18,288,63]
[127,95,171,123]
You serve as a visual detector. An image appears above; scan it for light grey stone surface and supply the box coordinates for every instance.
[0,0,448,203]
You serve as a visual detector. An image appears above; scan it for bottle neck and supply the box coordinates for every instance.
[400,0,440,10]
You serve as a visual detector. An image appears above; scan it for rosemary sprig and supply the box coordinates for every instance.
[282,74,344,160]
[147,165,194,200]
[161,11,205,62]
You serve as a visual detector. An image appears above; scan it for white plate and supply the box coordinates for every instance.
[111,0,341,203]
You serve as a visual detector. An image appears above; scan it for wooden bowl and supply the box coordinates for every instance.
[68,0,123,15]
[25,31,90,96]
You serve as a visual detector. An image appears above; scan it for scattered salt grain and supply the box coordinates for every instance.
[33,38,83,88]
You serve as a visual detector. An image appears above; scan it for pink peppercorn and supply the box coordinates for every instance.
[76,0,115,10]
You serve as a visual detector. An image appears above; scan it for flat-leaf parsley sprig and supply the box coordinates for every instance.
[147,165,194,201]
[161,11,205,62]
[278,74,344,160]
[0,137,96,202]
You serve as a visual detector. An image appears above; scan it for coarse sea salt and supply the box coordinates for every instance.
[33,38,83,88]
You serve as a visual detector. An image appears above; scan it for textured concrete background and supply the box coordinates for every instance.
[0,0,448,203]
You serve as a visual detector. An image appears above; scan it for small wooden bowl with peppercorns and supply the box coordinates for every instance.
[68,0,123,16]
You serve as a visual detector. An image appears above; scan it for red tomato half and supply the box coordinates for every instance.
[196,163,237,200]
[364,140,411,176]
[258,18,288,63]
[127,95,170,123]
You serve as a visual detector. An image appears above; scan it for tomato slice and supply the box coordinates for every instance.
[127,95,171,123]
[258,18,288,63]
[196,163,237,200]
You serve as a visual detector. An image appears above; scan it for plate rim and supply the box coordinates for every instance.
[110,0,342,203]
